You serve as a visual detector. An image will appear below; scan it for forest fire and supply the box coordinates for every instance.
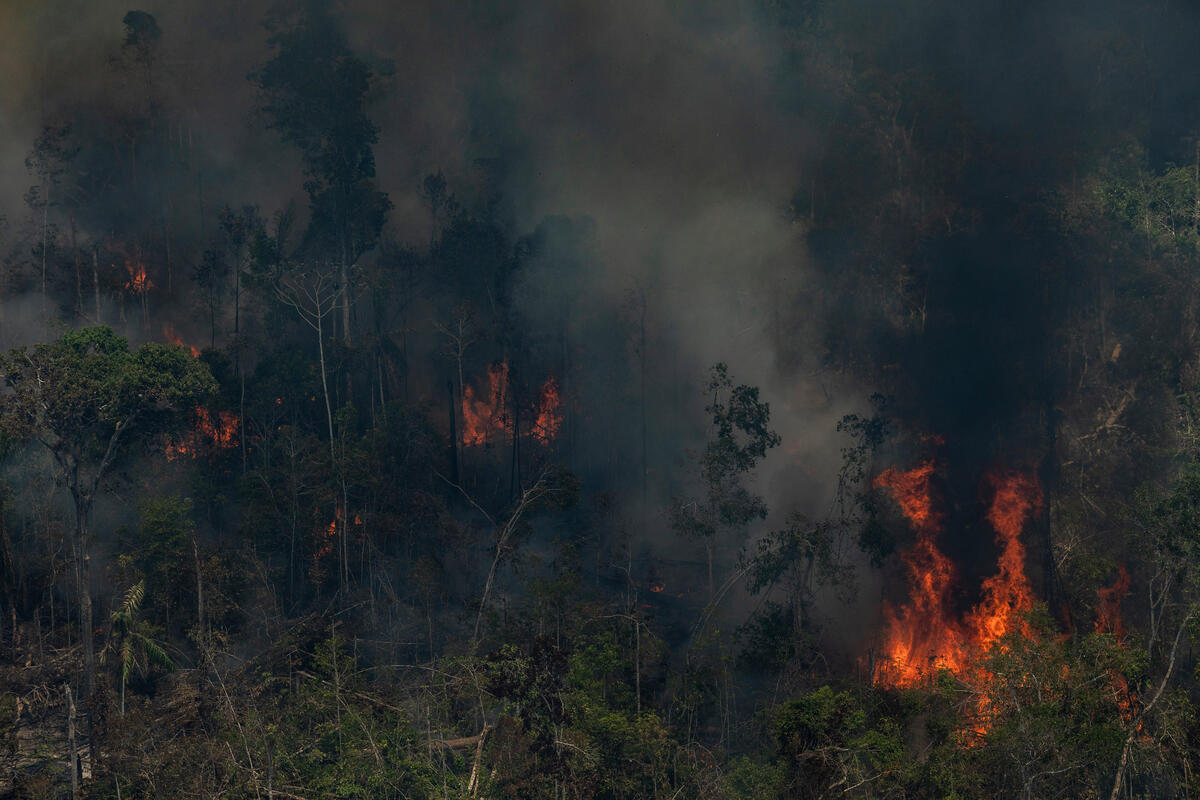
[316,507,341,559]
[124,260,152,294]
[1095,565,1131,639]
[165,407,240,460]
[162,325,201,357]
[532,377,563,443]
[462,362,510,446]
[315,507,363,559]
[461,362,563,446]
[873,461,1042,688]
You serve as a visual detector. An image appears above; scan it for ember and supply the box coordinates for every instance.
[165,407,240,460]
[125,260,152,294]
[462,362,510,446]
[532,376,563,443]
[1095,565,1131,640]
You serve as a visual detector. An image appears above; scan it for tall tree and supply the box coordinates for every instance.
[0,327,215,705]
[24,123,76,317]
[672,364,781,603]
[255,0,392,348]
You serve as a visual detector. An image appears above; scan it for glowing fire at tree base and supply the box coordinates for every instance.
[872,461,1042,693]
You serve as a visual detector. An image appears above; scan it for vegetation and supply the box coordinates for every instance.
[3,0,1200,797]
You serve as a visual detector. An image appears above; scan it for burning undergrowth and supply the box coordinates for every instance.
[871,453,1042,688]
[461,360,563,447]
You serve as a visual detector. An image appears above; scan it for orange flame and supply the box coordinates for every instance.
[874,462,1042,690]
[162,325,201,358]
[967,470,1041,649]
[125,260,152,294]
[461,362,563,446]
[1095,565,1131,640]
[462,362,511,446]
[165,407,240,460]
[1092,567,1139,726]
[315,507,342,559]
[532,377,563,443]
[315,507,364,559]
[873,461,967,685]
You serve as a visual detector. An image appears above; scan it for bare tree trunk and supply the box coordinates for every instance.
[163,203,172,294]
[70,214,82,318]
[70,489,96,770]
[467,727,490,797]
[447,381,459,484]
[92,248,102,324]
[65,684,77,797]
[193,537,205,642]
[40,180,49,319]
[340,228,352,348]
[1109,606,1195,800]
[72,502,95,700]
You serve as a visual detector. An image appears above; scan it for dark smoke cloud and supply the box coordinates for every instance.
[18,0,1199,645]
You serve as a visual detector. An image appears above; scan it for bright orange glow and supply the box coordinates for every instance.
[461,362,563,446]
[124,259,152,294]
[165,407,240,460]
[967,470,1041,648]
[873,462,1041,691]
[532,377,563,443]
[1095,565,1131,640]
[316,507,341,559]
[315,507,365,559]
[872,461,968,685]
[162,325,201,358]
[462,362,511,446]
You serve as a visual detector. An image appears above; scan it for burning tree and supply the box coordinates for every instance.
[870,459,1043,688]
[0,327,215,715]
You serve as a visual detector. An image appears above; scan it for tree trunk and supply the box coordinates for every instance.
[340,259,352,348]
[447,381,459,484]
[65,684,77,798]
[92,248,102,324]
[70,213,82,318]
[193,537,205,643]
[72,498,95,700]
[40,180,49,319]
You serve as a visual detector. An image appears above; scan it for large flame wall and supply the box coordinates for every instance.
[873,461,1042,687]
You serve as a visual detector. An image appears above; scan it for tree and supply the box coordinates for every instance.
[103,580,173,715]
[24,123,77,317]
[255,0,392,348]
[0,327,215,704]
[672,363,781,602]
[743,398,891,675]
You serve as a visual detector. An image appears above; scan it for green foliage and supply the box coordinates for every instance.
[264,635,437,799]
[255,0,391,265]
[0,326,217,469]
[103,580,174,713]
[672,363,780,544]
[775,685,908,799]
[115,496,200,633]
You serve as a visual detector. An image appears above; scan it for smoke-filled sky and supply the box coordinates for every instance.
[0,0,850,501]
[7,0,1200,618]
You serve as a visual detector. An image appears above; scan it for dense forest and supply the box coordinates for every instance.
[3,0,1200,797]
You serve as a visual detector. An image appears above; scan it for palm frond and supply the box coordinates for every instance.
[121,580,145,615]
[137,635,175,673]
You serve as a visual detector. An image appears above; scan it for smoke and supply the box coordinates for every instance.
[12,0,1200,657]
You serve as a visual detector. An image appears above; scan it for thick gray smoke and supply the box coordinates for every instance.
[0,0,888,654]
[0,0,862,490]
